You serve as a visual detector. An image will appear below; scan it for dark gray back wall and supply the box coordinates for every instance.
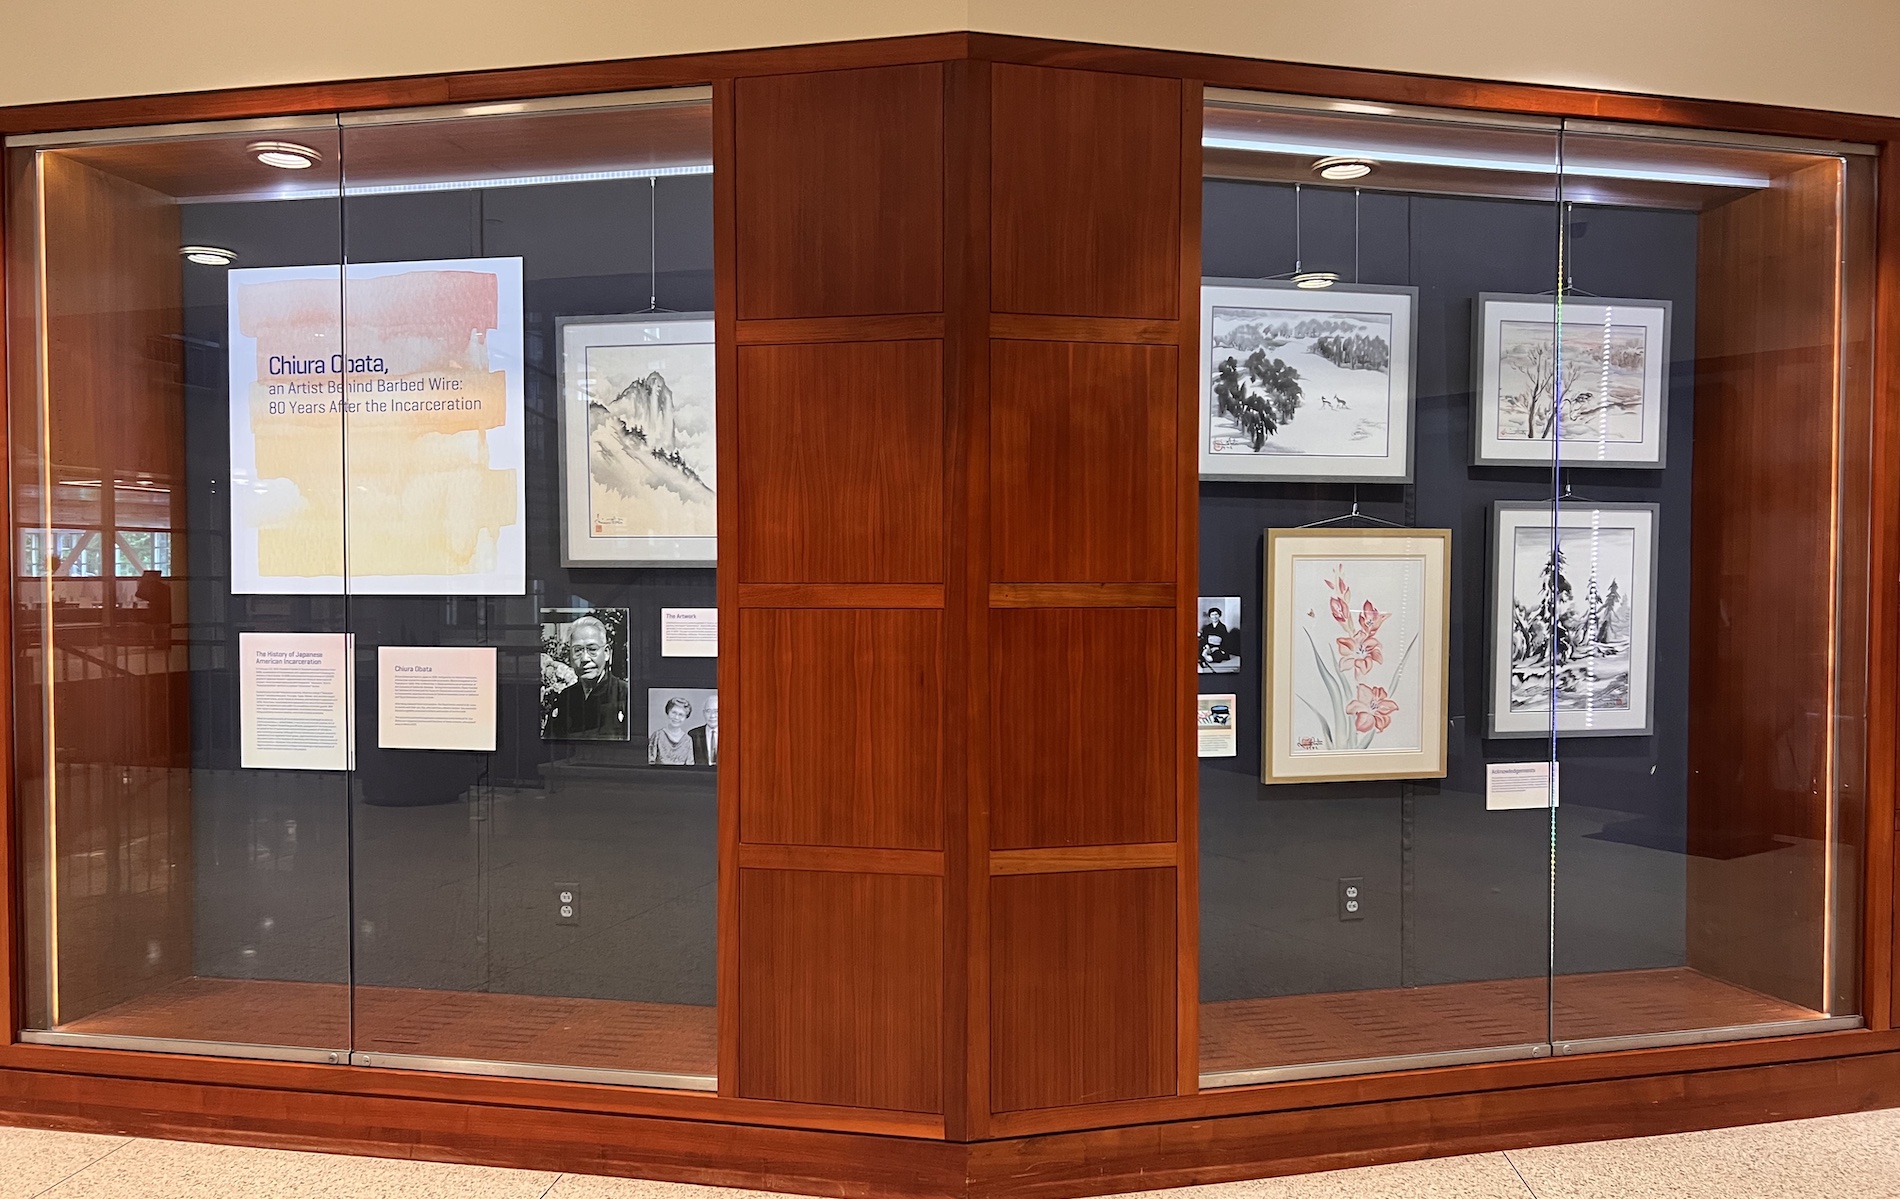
[180,178,718,1007]
[1199,180,1699,1001]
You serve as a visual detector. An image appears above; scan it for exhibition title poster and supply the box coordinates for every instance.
[228,257,527,595]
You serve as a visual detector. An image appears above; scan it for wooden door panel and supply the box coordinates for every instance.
[990,64,1181,319]
[734,65,944,320]
[735,339,944,583]
[990,338,1177,583]
[988,606,1176,849]
[736,867,944,1112]
[738,607,944,849]
[990,868,1178,1111]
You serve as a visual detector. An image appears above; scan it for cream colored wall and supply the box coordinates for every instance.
[3,0,1899,117]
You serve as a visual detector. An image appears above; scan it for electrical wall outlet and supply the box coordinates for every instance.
[1338,877,1365,921]
[556,886,580,926]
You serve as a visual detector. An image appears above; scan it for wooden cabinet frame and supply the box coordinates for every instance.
[0,31,1897,1199]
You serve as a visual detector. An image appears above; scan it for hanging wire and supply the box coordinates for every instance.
[1354,187,1362,284]
[1293,182,1303,276]
[1298,485,1411,529]
[638,175,678,315]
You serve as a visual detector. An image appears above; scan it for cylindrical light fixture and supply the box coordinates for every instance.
[1313,156,1376,181]
[247,140,323,170]
[180,245,238,266]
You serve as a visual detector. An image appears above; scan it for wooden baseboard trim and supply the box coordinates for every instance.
[2,1048,1897,1198]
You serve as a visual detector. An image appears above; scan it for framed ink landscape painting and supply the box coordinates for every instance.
[558,313,716,566]
[1486,501,1658,738]
[1472,294,1671,468]
[1201,280,1418,483]
[1264,528,1451,784]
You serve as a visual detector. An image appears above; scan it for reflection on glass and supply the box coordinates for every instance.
[1549,131,1873,1048]
[1198,96,1563,1083]
[338,95,717,1085]
[7,122,352,1052]
[7,94,720,1086]
[1197,92,1874,1084]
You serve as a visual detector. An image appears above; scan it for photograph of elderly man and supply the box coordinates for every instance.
[688,693,718,766]
[539,608,632,741]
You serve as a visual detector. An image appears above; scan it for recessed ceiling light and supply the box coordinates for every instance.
[1313,156,1376,181]
[1292,271,1340,290]
[180,245,238,266]
[247,140,322,170]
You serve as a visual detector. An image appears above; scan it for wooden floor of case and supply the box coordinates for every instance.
[58,967,1815,1083]
[56,977,718,1077]
[1199,967,1823,1074]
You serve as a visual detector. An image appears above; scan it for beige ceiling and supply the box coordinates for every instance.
[2,0,1898,118]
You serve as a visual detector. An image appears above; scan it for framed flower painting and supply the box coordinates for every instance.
[1263,528,1452,784]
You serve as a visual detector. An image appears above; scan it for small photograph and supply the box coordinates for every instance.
[1197,596,1242,674]
[539,608,631,741]
[1200,280,1417,483]
[1198,693,1238,758]
[647,687,719,767]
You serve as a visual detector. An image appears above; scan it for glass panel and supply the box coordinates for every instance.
[7,122,352,1053]
[1197,95,1561,1083]
[336,96,718,1084]
[1549,128,1875,1045]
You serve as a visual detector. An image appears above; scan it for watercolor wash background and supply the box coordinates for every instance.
[228,257,526,595]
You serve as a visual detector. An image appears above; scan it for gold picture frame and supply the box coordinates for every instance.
[1264,527,1452,784]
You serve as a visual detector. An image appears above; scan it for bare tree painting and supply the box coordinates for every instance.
[1496,319,1649,444]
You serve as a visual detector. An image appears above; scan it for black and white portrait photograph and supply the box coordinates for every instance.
[1197,595,1242,674]
[1487,503,1658,738]
[1199,280,1417,482]
[559,314,716,566]
[1472,294,1670,468]
[647,687,718,767]
[540,607,632,741]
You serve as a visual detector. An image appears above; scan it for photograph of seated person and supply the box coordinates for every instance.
[1198,596,1242,674]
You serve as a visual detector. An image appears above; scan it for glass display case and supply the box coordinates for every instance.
[1,47,1889,1185]
[1197,90,1875,1083]
[6,90,719,1086]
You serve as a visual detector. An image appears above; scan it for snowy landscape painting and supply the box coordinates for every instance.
[1474,296,1670,468]
[1201,282,1416,482]
[560,316,716,565]
[1495,318,1648,444]
[1488,503,1657,738]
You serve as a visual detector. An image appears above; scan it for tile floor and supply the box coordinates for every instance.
[2,1107,1898,1198]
